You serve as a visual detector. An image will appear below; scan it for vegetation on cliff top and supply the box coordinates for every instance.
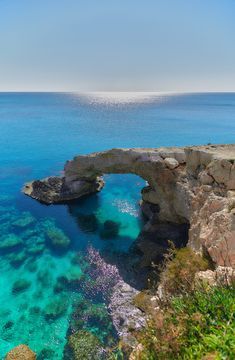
[131,247,235,359]
[136,285,235,359]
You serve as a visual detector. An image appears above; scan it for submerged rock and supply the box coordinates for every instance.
[100,220,120,239]
[5,344,36,360]
[54,268,83,293]
[44,296,68,321]
[3,321,14,330]
[12,212,36,228]
[21,229,41,240]
[61,266,83,285]
[0,234,23,252]
[64,330,105,360]
[0,194,14,202]
[53,280,65,294]
[37,268,53,287]
[10,251,27,268]
[26,261,38,272]
[46,226,71,251]
[29,306,41,316]
[68,264,83,277]
[69,298,115,344]
[27,243,45,256]
[2,320,14,342]
[0,210,16,224]
[38,348,55,360]
[76,213,99,233]
[12,279,31,294]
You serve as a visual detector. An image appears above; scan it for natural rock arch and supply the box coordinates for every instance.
[64,147,189,224]
[23,144,235,267]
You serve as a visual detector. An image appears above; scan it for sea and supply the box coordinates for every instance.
[0,92,235,359]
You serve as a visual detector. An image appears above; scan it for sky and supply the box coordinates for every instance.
[0,0,235,92]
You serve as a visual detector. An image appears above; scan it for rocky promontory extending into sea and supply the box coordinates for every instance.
[24,144,235,269]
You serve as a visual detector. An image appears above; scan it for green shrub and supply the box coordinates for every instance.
[133,291,153,312]
[130,247,235,359]
[160,247,209,296]
[138,285,235,359]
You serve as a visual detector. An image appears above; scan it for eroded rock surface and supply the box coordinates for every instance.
[108,280,146,343]
[23,176,104,204]
[5,344,36,360]
[23,144,235,267]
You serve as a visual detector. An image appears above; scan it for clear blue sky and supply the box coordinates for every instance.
[0,0,235,92]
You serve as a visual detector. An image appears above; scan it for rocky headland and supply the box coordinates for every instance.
[20,143,235,358]
[23,144,235,268]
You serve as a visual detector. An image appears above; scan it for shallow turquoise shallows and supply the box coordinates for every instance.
[1,92,235,359]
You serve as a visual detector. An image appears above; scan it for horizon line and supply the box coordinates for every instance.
[1,90,235,94]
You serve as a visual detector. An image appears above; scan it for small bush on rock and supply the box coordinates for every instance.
[160,246,209,296]
[133,291,153,313]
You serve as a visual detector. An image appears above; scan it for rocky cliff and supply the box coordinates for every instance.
[23,144,235,267]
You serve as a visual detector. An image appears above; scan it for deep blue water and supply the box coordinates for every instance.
[0,92,235,358]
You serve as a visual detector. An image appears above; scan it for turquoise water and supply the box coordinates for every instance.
[1,92,235,358]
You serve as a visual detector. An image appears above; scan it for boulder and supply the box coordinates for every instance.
[5,345,36,360]
[164,157,179,169]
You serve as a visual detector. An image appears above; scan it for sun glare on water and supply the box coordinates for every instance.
[73,91,178,105]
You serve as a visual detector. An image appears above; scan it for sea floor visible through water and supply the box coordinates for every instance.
[0,175,145,359]
[1,92,235,358]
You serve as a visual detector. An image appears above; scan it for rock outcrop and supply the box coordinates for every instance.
[5,344,36,360]
[23,144,235,267]
[23,176,104,204]
[108,280,147,342]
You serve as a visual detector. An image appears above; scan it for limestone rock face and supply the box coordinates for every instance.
[5,344,36,360]
[23,144,235,267]
[108,280,146,342]
[195,266,235,288]
[194,270,217,287]
[64,147,188,223]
